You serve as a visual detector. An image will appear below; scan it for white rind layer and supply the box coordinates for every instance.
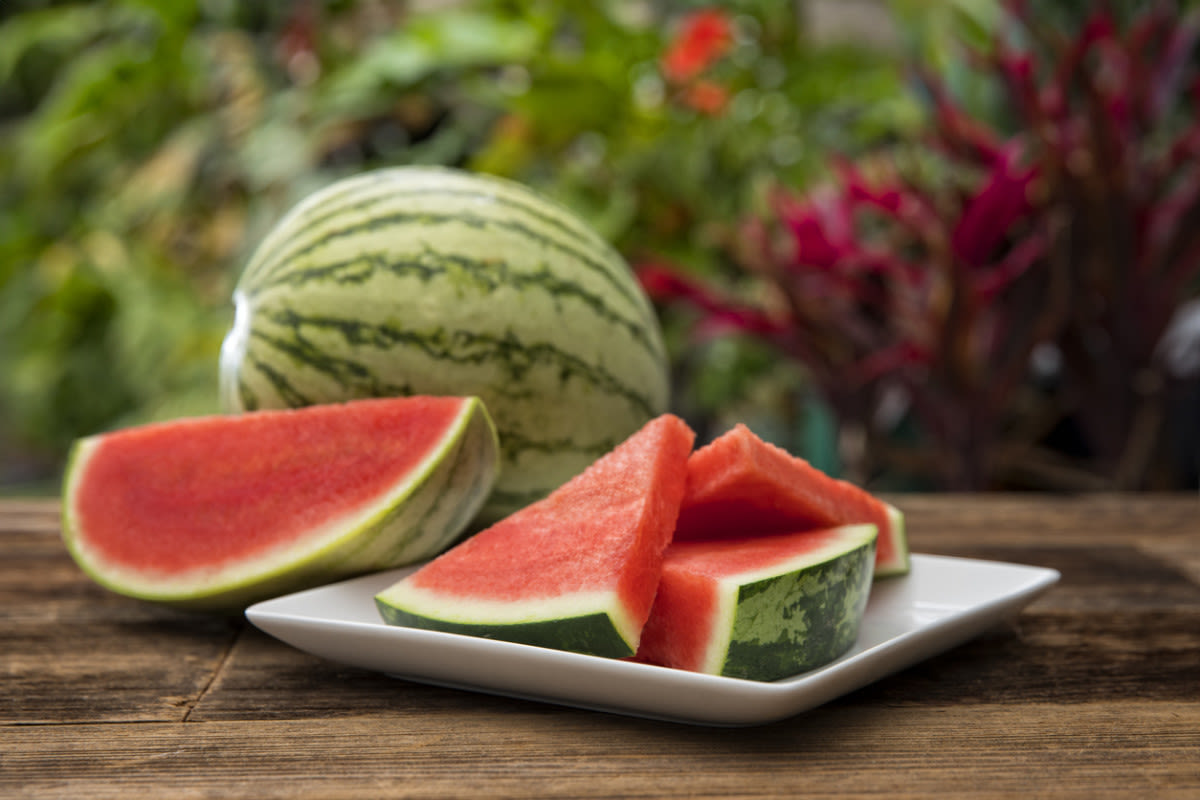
[878,503,910,576]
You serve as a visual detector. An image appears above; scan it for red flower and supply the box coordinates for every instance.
[683,80,730,115]
[661,9,733,84]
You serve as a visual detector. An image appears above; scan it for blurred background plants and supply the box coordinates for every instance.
[1,0,1196,493]
[645,0,1200,490]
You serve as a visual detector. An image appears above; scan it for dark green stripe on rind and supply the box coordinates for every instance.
[374,603,635,659]
[242,172,624,289]
[245,309,660,421]
[240,171,400,279]
[249,207,643,311]
[721,538,876,682]
[236,378,260,412]
[246,326,408,400]
[243,357,319,409]
[242,248,663,363]
[244,181,619,289]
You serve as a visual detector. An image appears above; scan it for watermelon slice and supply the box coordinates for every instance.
[635,524,877,681]
[674,424,910,577]
[61,396,499,612]
[375,414,695,658]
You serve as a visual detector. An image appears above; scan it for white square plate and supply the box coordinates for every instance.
[246,554,1059,726]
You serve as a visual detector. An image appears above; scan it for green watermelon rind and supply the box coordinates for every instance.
[375,603,634,658]
[219,166,671,524]
[60,397,500,613]
[374,585,641,658]
[704,523,877,681]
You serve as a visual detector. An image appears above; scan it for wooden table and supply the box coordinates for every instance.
[3,495,1198,798]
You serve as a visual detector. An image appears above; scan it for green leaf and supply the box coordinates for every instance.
[319,9,543,117]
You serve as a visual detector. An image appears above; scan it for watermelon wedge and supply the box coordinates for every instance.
[62,396,499,612]
[674,424,910,577]
[635,524,877,681]
[375,414,695,657]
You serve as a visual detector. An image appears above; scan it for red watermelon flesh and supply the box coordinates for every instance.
[674,424,909,577]
[62,396,499,611]
[375,414,695,657]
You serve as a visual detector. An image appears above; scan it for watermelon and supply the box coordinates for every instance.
[375,414,695,657]
[61,396,499,612]
[635,524,877,681]
[674,424,910,577]
[218,166,670,524]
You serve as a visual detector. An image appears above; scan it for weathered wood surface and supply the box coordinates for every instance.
[3,495,1198,798]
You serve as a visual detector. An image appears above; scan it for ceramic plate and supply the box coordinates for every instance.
[246,554,1059,726]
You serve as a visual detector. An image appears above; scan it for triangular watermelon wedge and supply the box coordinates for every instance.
[375,414,695,657]
[62,396,499,612]
[673,424,910,577]
[635,524,877,681]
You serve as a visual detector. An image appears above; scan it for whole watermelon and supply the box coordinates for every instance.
[219,167,670,524]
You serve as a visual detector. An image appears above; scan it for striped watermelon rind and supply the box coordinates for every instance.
[720,525,876,679]
[219,166,670,523]
[638,524,877,681]
[374,413,696,658]
[60,397,500,612]
[375,588,639,657]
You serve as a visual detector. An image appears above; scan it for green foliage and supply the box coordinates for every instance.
[0,0,925,489]
[641,1,1200,490]
[471,2,921,265]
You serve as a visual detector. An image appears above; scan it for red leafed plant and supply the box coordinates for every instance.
[641,1,1200,490]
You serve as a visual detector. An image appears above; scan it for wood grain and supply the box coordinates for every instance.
[4,705,1198,799]
[2,496,1198,798]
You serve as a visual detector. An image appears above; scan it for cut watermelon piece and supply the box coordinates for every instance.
[635,524,877,681]
[375,414,695,657]
[674,424,910,577]
[62,396,499,612]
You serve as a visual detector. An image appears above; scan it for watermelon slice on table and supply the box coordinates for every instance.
[61,396,499,612]
[375,414,695,658]
[674,424,910,577]
[635,524,877,681]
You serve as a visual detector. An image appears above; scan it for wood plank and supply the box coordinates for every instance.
[845,607,1200,707]
[3,494,1198,798]
[2,704,1198,798]
[184,602,1199,723]
[0,498,61,534]
[4,497,1198,724]
[1,524,240,724]
[0,609,239,724]
[929,543,1200,611]
[186,626,554,722]
[890,493,1200,548]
